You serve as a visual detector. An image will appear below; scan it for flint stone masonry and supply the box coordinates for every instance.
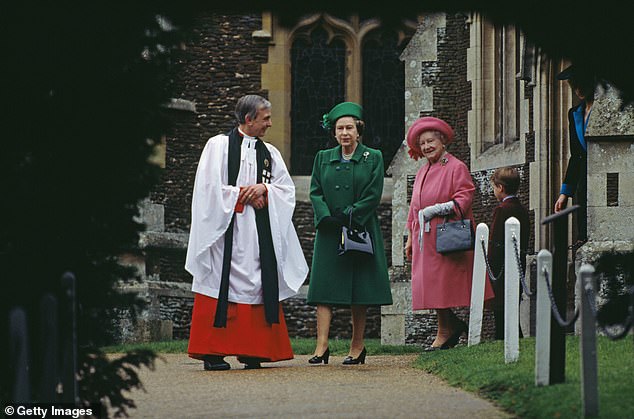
[115,281,192,342]
[585,83,634,138]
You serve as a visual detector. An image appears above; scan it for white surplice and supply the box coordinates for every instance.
[185,132,308,304]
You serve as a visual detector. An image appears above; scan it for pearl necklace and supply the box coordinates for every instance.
[342,146,356,160]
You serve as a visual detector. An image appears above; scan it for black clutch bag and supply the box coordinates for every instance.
[338,211,374,256]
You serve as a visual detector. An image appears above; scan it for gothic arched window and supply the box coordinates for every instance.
[261,14,416,175]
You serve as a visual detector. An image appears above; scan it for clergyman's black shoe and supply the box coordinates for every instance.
[244,362,262,370]
[238,356,263,369]
[203,355,230,371]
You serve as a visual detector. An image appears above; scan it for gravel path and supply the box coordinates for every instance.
[120,353,513,418]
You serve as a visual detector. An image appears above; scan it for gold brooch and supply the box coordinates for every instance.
[440,157,448,166]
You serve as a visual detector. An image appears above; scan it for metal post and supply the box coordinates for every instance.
[535,250,552,386]
[504,217,520,363]
[579,264,599,417]
[541,205,579,384]
[60,272,78,404]
[469,223,489,346]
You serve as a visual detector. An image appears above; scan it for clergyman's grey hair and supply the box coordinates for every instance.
[235,95,271,124]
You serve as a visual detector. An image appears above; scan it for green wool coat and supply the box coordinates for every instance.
[307,143,393,306]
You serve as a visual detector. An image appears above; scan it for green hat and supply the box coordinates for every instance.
[321,102,363,130]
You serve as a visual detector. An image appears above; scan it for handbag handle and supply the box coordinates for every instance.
[440,199,467,229]
[452,199,466,221]
[449,199,475,238]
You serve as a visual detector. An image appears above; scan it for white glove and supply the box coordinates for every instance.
[421,201,455,221]
[418,201,455,247]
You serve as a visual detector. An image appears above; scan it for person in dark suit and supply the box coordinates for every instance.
[487,167,530,340]
[554,65,598,242]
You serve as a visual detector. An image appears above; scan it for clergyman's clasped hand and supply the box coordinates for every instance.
[238,184,268,210]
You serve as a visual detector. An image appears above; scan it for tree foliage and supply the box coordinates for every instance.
[1,3,193,414]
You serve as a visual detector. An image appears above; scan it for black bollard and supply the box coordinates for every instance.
[39,294,59,402]
[9,308,31,402]
[541,205,579,385]
[60,272,78,404]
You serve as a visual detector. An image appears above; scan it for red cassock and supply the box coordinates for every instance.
[187,293,294,362]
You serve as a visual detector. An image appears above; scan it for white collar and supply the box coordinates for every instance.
[238,128,257,141]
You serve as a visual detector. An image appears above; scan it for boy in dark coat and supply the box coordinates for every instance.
[487,167,530,340]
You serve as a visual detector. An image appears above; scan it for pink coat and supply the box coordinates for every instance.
[407,153,494,310]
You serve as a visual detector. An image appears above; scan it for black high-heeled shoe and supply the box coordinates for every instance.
[308,347,330,364]
[342,347,366,365]
[440,319,468,349]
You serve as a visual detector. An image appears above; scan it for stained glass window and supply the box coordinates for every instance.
[362,29,406,172]
[289,18,411,175]
[291,28,346,175]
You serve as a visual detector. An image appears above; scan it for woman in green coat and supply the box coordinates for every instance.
[307,102,392,365]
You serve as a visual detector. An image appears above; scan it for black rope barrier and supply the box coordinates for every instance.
[583,282,634,341]
[542,266,580,328]
[540,262,633,339]
[512,235,534,297]
[480,238,503,282]
[478,235,533,298]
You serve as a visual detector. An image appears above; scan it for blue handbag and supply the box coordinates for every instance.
[435,200,474,254]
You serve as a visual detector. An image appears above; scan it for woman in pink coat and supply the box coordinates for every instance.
[405,117,494,351]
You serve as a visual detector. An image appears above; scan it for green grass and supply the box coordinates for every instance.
[415,336,634,419]
[102,339,189,354]
[102,338,421,356]
[102,336,633,418]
